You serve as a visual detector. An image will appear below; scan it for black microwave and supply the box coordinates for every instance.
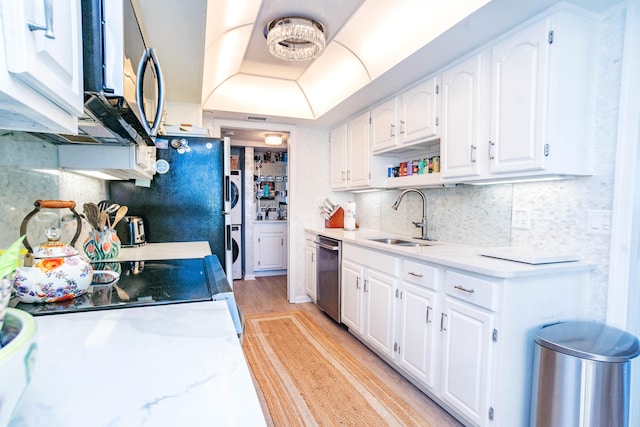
[78,0,164,145]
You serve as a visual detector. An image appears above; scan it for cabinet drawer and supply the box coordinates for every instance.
[445,271,496,311]
[343,244,398,275]
[402,259,438,290]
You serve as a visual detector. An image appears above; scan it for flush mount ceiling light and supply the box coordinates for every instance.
[265,17,326,62]
[265,133,283,146]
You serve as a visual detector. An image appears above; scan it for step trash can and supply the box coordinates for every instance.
[530,321,640,427]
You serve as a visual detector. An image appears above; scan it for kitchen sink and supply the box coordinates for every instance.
[368,238,432,247]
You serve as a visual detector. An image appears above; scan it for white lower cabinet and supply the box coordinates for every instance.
[253,222,287,271]
[339,242,589,427]
[304,233,317,301]
[341,244,399,359]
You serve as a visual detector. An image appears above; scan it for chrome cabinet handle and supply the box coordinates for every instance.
[341,171,346,181]
[489,140,496,160]
[399,120,405,135]
[454,285,475,294]
[28,0,55,39]
[390,123,395,138]
[356,276,360,290]
[408,271,423,278]
[440,313,447,331]
[470,145,477,163]
[426,306,432,324]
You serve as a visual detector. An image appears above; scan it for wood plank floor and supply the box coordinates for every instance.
[234,275,463,427]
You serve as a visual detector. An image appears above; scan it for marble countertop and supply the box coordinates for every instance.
[306,227,591,278]
[9,301,266,427]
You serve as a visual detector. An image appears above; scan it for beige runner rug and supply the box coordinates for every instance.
[242,310,429,426]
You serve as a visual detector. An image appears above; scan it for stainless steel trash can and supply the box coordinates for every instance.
[531,321,640,427]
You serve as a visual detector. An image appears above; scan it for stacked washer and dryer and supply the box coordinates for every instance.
[229,170,242,279]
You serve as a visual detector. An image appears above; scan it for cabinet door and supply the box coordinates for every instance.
[341,259,364,333]
[400,77,439,144]
[440,54,483,179]
[305,243,317,301]
[347,111,371,188]
[330,123,348,189]
[371,98,398,153]
[1,0,83,116]
[441,297,493,427]
[364,268,398,359]
[490,18,549,174]
[398,282,437,388]
[255,231,285,270]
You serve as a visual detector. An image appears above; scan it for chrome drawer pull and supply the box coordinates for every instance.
[454,285,475,294]
[408,271,423,278]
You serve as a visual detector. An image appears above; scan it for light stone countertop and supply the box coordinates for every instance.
[306,227,592,278]
[9,241,266,427]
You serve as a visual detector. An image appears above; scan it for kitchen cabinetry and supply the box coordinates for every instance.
[397,259,439,389]
[371,78,440,154]
[440,271,495,426]
[0,0,83,134]
[58,144,157,180]
[440,54,485,179]
[330,112,391,191]
[304,233,317,301]
[485,9,598,179]
[341,243,399,359]
[253,222,287,271]
[335,237,589,427]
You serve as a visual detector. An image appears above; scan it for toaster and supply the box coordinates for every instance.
[114,216,146,247]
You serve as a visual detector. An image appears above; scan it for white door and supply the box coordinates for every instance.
[441,297,494,426]
[490,18,549,174]
[341,259,364,332]
[347,111,371,188]
[330,124,348,189]
[255,231,284,270]
[400,77,439,144]
[370,98,397,153]
[364,269,398,359]
[398,282,437,388]
[440,54,483,179]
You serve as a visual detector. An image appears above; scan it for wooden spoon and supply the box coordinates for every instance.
[110,206,128,229]
[99,211,108,232]
[113,283,130,301]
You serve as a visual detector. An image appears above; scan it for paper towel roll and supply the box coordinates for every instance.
[344,201,356,230]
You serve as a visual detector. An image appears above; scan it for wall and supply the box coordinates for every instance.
[0,132,106,248]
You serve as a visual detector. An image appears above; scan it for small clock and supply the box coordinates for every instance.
[155,159,170,174]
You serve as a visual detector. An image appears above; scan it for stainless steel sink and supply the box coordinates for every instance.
[368,238,432,247]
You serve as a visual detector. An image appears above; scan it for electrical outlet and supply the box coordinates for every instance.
[512,209,532,230]
[587,210,612,235]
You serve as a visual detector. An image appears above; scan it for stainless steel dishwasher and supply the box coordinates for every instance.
[314,235,341,323]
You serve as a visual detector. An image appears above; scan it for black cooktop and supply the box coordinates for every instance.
[14,258,214,316]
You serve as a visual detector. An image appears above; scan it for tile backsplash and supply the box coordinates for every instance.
[0,132,105,248]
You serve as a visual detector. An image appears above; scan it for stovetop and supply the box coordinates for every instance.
[13,258,214,316]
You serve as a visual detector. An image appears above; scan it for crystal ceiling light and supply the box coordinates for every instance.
[265,17,326,62]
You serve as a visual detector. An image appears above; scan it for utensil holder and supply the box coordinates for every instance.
[325,207,344,228]
[83,230,121,261]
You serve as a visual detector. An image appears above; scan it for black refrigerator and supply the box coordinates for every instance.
[109,137,228,269]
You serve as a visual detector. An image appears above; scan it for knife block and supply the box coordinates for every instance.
[325,207,344,228]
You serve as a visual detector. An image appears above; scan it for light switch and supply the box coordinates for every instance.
[512,209,532,230]
[586,210,612,235]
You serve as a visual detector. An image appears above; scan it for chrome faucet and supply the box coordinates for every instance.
[391,188,429,240]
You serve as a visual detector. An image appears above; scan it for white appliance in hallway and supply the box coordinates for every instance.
[231,225,242,279]
[229,170,242,225]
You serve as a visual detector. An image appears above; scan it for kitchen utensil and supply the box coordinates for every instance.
[12,200,120,303]
[99,211,108,231]
[111,206,128,229]
[113,283,130,301]
[83,203,100,231]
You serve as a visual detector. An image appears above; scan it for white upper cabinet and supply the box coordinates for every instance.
[0,0,83,134]
[371,77,440,155]
[331,112,391,191]
[399,77,439,145]
[440,54,485,179]
[485,8,598,180]
[370,97,398,153]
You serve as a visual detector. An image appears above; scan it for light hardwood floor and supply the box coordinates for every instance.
[234,275,463,427]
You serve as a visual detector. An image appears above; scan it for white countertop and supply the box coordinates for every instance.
[113,241,212,261]
[10,301,266,427]
[307,227,591,278]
